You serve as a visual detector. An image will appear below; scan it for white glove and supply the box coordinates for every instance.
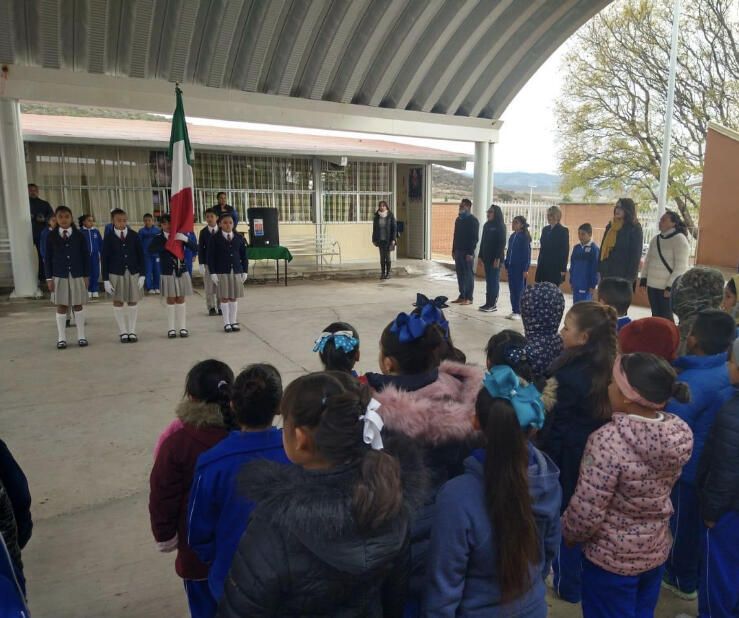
[138,276,145,289]
[175,232,189,242]
[210,273,219,285]
[198,264,205,275]
[104,280,115,295]
[156,534,178,553]
[241,272,247,283]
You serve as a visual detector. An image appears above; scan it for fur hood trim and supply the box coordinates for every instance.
[540,377,558,413]
[374,360,483,445]
[175,400,227,428]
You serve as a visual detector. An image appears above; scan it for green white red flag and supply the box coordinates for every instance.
[166,86,194,259]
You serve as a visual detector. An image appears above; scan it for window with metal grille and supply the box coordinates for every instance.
[321,161,392,222]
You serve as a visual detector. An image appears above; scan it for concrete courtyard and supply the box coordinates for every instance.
[1,267,694,617]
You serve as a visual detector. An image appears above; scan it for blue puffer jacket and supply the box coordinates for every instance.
[667,353,732,485]
[423,446,561,618]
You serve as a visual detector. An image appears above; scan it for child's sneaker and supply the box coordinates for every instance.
[661,578,698,601]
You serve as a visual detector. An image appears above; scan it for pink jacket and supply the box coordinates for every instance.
[561,412,693,575]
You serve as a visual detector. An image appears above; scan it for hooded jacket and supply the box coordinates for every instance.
[561,412,693,576]
[520,283,565,378]
[478,212,506,264]
[424,446,561,617]
[149,400,229,580]
[217,448,427,618]
[672,267,726,355]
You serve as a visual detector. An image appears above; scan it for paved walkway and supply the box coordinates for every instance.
[1,270,693,617]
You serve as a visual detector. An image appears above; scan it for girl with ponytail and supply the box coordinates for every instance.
[149,359,233,618]
[218,372,424,617]
[562,353,693,617]
[424,365,561,616]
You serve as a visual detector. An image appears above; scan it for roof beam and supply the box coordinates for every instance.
[277,0,328,96]
[4,65,501,141]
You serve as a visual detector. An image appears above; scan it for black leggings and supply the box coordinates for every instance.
[647,286,674,321]
[378,241,392,274]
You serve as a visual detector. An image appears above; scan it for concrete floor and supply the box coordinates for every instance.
[0,266,695,617]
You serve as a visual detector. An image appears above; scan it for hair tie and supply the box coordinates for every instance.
[313,331,359,354]
[483,366,545,430]
[320,395,328,411]
[359,399,384,450]
[217,380,228,390]
[612,355,666,409]
[503,344,526,367]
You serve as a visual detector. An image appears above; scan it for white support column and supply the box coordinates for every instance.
[424,163,432,260]
[312,157,323,270]
[472,141,489,224]
[0,99,40,298]
[486,141,495,206]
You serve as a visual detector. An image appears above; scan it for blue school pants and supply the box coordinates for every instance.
[699,511,739,617]
[581,558,664,618]
[454,253,475,301]
[507,267,526,314]
[665,480,700,594]
[573,288,593,303]
[87,253,100,293]
[184,579,217,618]
[145,254,161,291]
[553,538,582,603]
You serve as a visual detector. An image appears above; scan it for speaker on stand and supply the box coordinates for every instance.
[247,207,280,247]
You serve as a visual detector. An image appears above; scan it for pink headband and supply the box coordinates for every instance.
[612,356,667,410]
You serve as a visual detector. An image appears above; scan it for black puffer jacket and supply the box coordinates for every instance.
[217,445,426,618]
[697,389,739,523]
[372,212,397,244]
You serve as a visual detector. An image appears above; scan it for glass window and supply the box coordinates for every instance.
[193,153,228,189]
[232,155,273,190]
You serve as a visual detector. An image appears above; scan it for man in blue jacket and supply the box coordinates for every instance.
[663,309,735,601]
[451,198,479,306]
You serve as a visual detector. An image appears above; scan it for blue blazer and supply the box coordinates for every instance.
[101,229,145,279]
[39,227,52,260]
[147,232,197,277]
[44,227,90,279]
[569,242,600,292]
[207,232,248,275]
[504,232,531,273]
[80,227,103,256]
[198,226,219,259]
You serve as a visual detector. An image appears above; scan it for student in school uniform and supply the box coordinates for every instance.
[503,215,532,320]
[198,208,220,316]
[147,213,198,339]
[138,213,161,294]
[44,206,90,349]
[79,214,103,299]
[207,213,248,333]
[184,231,198,277]
[39,214,57,266]
[101,208,145,343]
[569,223,600,303]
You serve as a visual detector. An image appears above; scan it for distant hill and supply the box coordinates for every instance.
[432,165,562,202]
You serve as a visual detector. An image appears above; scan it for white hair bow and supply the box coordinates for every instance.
[359,398,384,450]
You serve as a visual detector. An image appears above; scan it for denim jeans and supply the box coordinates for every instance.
[454,253,475,300]
[483,262,501,307]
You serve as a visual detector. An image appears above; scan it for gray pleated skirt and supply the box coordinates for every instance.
[216,272,245,299]
[161,273,193,298]
[53,276,88,307]
[109,270,143,303]
[203,266,217,297]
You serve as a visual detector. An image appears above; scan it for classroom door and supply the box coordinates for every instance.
[396,163,426,259]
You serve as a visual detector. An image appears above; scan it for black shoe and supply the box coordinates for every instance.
[78,338,88,347]
[179,329,189,338]
[218,309,223,316]
[208,308,217,316]
[230,323,241,332]
[478,304,490,311]
[57,340,67,350]
[168,330,177,339]
[224,324,233,333]
[385,271,391,279]
[120,334,130,343]
[128,333,138,343]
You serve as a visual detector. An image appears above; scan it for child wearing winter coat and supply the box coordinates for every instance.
[361,303,483,613]
[569,223,600,303]
[313,321,360,376]
[424,365,561,617]
[188,364,289,611]
[149,360,233,618]
[519,283,565,380]
[562,353,693,617]
[218,372,425,617]
[503,215,531,319]
[696,337,739,617]
[663,309,735,601]
[537,301,618,603]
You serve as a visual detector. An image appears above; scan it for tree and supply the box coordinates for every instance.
[556,0,739,235]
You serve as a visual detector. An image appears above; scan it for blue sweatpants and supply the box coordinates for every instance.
[507,268,526,314]
[145,254,161,291]
[573,288,593,303]
[698,511,739,617]
[87,253,100,293]
[184,579,217,618]
[483,262,501,308]
[581,558,664,618]
[665,480,700,594]
[454,253,475,301]
[553,538,582,603]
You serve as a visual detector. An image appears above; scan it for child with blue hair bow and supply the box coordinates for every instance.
[313,322,360,377]
[424,365,562,617]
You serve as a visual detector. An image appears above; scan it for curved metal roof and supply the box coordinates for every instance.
[1,0,611,121]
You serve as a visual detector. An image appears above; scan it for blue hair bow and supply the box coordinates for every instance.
[419,303,449,340]
[483,365,545,431]
[414,293,449,309]
[391,312,428,343]
[313,331,359,354]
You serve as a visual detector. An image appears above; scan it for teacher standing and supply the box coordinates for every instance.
[451,198,479,306]
[477,204,506,312]
[372,201,397,280]
[535,205,569,286]
[599,198,643,286]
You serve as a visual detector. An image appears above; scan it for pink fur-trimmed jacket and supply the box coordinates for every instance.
[561,412,693,576]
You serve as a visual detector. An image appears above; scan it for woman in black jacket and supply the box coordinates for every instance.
[599,198,644,285]
[372,201,397,280]
[535,206,569,286]
[218,373,425,618]
[477,204,506,312]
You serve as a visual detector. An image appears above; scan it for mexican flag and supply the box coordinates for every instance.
[166,86,194,260]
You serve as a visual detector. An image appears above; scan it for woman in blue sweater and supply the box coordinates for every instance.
[503,215,532,320]
[424,365,561,617]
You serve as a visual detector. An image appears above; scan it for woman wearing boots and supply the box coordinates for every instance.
[372,201,397,280]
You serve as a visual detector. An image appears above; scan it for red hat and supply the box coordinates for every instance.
[618,317,681,362]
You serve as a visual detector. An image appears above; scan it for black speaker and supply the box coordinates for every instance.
[247,207,280,247]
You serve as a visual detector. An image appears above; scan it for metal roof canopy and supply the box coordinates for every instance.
[0,0,612,141]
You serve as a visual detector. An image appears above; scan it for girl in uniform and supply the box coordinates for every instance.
[504,215,532,320]
[207,213,248,333]
[44,206,90,349]
[79,214,103,299]
[147,213,198,339]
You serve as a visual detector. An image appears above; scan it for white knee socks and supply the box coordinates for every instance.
[175,303,186,330]
[113,306,127,334]
[75,308,86,340]
[56,313,67,341]
[167,304,176,331]
[129,305,138,334]
[220,302,231,327]
[229,301,238,324]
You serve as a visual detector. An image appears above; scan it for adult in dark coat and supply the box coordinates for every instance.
[477,204,506,311]
[372,201,397,280]
[214,192,239,228]
[535,205,569,286]
[29,183,54,283]
[451,199,479,305]
[598,198,644,285]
